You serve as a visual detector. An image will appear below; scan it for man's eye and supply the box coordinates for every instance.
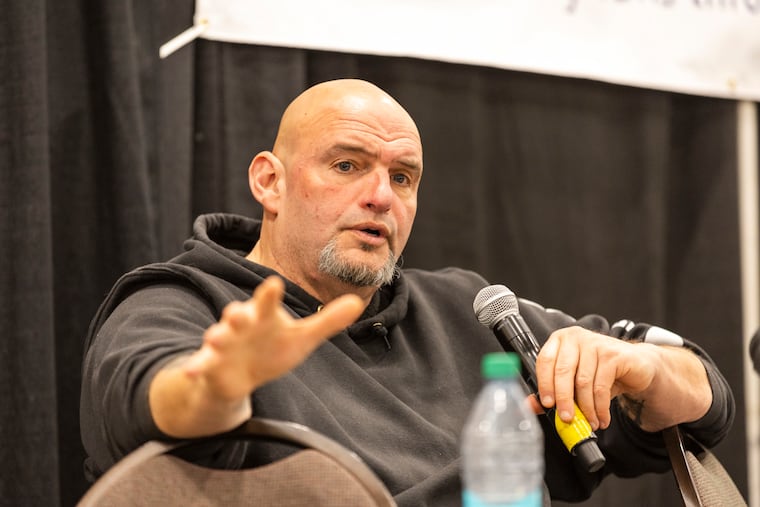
[392,173,410,185]
[336,161,353,172]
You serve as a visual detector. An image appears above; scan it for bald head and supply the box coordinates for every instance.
[272,79,421,165]
[247,78,423,303]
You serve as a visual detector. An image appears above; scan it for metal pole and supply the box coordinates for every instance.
[738,99,759,507]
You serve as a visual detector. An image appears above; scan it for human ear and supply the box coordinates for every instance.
[248,151,284,214]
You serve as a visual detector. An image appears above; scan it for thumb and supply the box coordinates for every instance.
[297,294,365,349]
[527,393,545,415]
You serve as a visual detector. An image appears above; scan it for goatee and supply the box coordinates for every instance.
[318,239,399,287]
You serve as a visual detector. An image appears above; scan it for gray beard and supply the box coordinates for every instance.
[318,238,399,287]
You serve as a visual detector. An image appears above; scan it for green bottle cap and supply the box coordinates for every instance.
[481,352,521,379]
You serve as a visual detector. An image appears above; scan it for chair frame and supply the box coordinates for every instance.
[663,424,746,507]
[78,417,396,507]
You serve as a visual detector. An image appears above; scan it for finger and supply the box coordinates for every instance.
[536,334,560,409]
[251,275,286,318]
[552,332,581,424]
[296,294,364,351]
[592,359,616,429]
[574,345,600,431]
[200,315,240,355]
[220,301,247,330]
[223,276,285,332]
[526,393,545,415]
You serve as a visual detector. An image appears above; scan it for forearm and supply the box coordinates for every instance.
[149,355,252,438]
[619,344,712,432]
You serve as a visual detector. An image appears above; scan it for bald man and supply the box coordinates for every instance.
[81,79,734,506]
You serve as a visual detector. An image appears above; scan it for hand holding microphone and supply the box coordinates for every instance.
[473,284,606,474]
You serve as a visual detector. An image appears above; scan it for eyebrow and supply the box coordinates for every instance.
[325,143,422,172]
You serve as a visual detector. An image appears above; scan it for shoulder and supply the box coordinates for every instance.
[398,267,491,314]
[85,262,252,353]
[401,266,489,290]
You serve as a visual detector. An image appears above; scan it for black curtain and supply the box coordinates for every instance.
[1,1,752,506]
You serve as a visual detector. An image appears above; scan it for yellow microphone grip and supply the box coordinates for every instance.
[554,403,605,473]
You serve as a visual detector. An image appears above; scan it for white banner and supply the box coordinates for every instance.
[173,0,760,101]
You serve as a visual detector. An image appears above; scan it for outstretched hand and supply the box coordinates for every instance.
[183,276,364,400]
[150,275,364,437]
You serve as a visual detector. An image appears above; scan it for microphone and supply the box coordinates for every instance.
[473,284,606,474]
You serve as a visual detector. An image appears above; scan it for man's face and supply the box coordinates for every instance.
[275,92,423,289]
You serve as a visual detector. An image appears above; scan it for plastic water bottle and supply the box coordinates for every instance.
[461,352,544,507]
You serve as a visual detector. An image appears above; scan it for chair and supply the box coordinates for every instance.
[77,417,397,507]
[664,424,746,507]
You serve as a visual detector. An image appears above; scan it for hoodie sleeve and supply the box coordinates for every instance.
[80,280,248,480]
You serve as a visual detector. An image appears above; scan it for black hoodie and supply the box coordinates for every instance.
[80,213,734,506]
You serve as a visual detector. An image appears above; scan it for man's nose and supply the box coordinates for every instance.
[363,170,393,213]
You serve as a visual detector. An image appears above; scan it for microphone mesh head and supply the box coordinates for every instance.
[473,284,519,328]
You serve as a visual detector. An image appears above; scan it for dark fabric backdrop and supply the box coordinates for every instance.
[1,1,753,506]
